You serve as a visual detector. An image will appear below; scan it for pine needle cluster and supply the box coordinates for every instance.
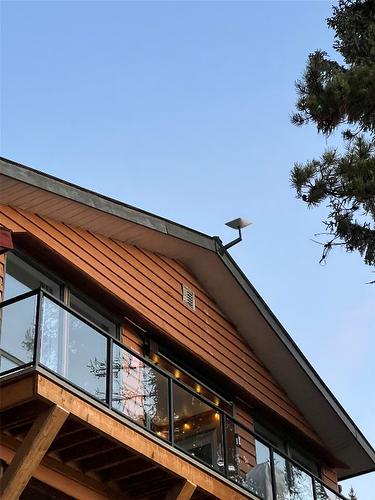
[291,0,375,270]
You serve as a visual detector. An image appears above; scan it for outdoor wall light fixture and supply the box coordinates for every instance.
[221,217,252,252]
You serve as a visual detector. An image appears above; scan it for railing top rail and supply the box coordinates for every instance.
[0,288,38,309]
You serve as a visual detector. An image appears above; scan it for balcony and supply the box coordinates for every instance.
[0,290,347,500]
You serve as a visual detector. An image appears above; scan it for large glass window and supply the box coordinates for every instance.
[150,352,231,471]
[255,421,320,478]
[3,253,61,301]
[273,452,314,500]
[69,293,117,337]
[173,382,224,471]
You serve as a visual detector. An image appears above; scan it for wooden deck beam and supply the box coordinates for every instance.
[0,405,69,500]
[35,374,248,499]
[164,480,197,500]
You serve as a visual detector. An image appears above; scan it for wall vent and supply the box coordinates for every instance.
[182,284,196,311]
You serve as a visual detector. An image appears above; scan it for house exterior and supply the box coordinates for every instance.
[0,156,373,500]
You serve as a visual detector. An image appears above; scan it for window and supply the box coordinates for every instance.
[288,444,320,477]
[68,292,117,337]
[4,253,61,301]
[254,421,320,476]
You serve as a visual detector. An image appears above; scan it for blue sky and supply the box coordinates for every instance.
[1,1,374,497]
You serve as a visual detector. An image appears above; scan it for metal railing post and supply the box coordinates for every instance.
[106,337,113,408]
[312,476,317,500]
[168,377,174,446]
[33,290,43,367]
[221,413,228,477]
[269,447,278,500]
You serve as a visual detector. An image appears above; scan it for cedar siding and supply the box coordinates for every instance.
[0,203,320,444]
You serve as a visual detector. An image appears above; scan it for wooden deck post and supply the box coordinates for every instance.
[0,404,69,500]
[164,480,197,500]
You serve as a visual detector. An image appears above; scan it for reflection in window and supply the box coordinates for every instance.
[0,294,37,372]
[40,297,107,400]
[226,433,273,500]
[4,253,60,301]
[69,293,117,337]
[314,480,341,500]
[112,344,169,440]
[244,440,273,500]
[255,421,320,479]
[273,452,314,500]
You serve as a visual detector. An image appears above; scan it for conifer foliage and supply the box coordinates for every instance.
[291,0,375,270]
[348,486,358,500]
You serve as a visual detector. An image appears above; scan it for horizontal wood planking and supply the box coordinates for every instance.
[121,322,144,355]
[0,204,319,443]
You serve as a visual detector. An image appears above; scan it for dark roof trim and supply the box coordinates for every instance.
[0,156,217,252]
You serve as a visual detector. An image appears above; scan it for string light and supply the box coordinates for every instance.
[174,369,181,379]
[214,412,220,421]
[183,423,191,431]
[196,384,201,393]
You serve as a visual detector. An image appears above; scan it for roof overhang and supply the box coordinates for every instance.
[0,156,374,479]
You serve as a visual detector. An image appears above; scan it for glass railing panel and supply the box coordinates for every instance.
[40,297,107,401]
[249,440,274,500]
[0,294,37,373]
[273,452,314,499]
[112,344,169,439]
[173,382,224,472]
[224,418,273,500]
[314,480,342,500]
